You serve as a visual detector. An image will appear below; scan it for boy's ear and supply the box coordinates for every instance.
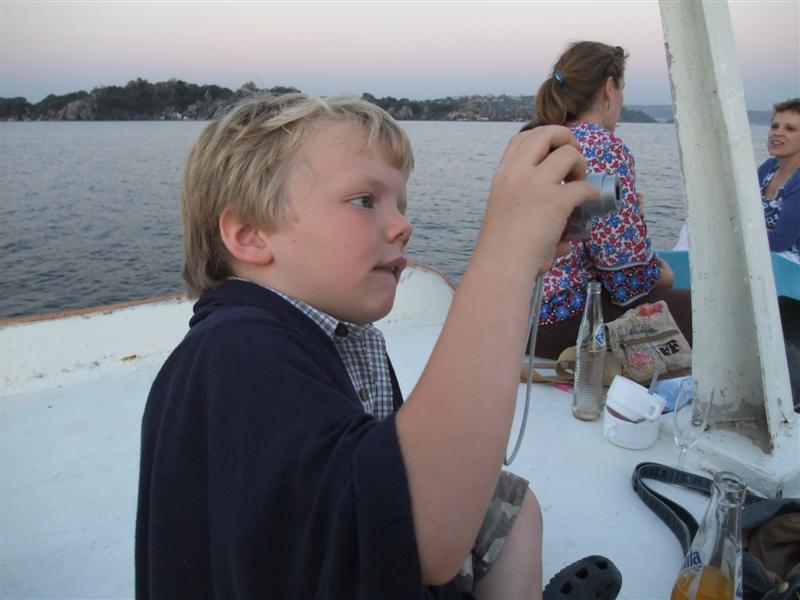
[219,208,274,266]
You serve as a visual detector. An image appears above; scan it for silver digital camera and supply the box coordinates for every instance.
[561,173,621,240]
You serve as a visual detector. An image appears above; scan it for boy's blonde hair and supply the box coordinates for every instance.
[181,93,415,297]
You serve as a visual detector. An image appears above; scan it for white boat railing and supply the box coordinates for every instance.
[659,0,797,494]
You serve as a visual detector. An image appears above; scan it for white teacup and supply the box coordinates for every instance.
[603,375,666,450]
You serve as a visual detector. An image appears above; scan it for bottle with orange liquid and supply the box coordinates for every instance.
[671,471,746,600]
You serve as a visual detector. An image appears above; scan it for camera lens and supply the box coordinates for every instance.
[560,172,622,241]
[582,173,621,219]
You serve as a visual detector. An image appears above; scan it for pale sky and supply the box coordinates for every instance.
[1,1,798,110]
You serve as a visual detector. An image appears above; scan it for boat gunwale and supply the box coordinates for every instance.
[0,294,187,327]
[0,261,455,327]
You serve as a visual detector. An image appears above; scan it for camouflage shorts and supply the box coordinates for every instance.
[454,470,529,591]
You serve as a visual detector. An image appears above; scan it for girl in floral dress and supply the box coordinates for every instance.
[522,41,692,359]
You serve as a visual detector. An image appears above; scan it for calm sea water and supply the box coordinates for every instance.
[0,120,770,318]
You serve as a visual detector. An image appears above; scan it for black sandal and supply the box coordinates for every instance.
[543,555,622,600]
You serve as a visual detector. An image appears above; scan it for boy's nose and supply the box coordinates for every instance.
[388,211,413,246]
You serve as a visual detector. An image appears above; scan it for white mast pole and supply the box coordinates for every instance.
[658,0,795,458]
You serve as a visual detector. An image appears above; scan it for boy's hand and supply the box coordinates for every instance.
[483,126,599,276]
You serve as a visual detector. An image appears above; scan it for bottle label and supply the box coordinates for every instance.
[593,326,606,348]
[681,551,702,570]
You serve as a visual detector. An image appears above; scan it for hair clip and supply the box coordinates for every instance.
[552,71,565,86]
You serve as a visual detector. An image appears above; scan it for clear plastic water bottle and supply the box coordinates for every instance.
[671,471,746,600]
[572,280,606,421]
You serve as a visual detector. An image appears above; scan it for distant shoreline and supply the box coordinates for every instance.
[0,78,773,124]
[1,78,658,124]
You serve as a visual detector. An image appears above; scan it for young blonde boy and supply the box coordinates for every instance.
[136,94,608,599]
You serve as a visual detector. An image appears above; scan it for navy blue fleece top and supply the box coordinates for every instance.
[758,157,800,254]
[135,279,462,599]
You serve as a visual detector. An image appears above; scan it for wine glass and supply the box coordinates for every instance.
[672,377,714,469]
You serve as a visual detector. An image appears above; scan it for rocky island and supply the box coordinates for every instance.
[1,78,657,123]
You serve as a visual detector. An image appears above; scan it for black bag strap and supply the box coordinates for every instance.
[631,462,764,555]
[632,462,800,600]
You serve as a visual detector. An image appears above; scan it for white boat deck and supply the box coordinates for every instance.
[2,363,159,598]
[0,265,791,599]
[387,322,707,598]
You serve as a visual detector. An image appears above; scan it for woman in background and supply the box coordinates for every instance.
[759,98,800,408]
[758,98,800,264]
[523,41,691,359]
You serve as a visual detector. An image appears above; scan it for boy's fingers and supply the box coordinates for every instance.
[560,179,600,208]
[501,125,581,169]
[538,144,589,186]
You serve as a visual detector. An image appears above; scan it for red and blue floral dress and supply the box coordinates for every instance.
[539,121,661,326]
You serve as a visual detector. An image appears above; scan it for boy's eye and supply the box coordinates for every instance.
[349,195,374,209]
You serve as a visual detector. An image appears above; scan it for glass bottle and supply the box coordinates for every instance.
[572,281,606,421]
[671,471,746,600]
